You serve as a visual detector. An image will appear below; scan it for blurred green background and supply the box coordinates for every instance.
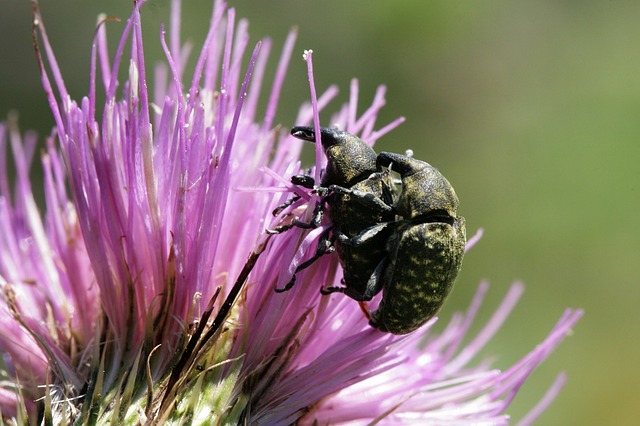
[2,1,638,424]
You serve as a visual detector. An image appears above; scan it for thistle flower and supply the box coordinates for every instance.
[0,0,582,424]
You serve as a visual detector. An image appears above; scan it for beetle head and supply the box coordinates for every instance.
[291,126,377,187]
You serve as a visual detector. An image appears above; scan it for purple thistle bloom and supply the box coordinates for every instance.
[0,0,582,424]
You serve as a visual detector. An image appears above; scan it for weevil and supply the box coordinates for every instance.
[272,126,396,300]
[367,152,466,334]
[273,128,466,336]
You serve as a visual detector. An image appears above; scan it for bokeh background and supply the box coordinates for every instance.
[2,1,638,424]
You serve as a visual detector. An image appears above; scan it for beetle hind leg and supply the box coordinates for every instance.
[274,227,335,292]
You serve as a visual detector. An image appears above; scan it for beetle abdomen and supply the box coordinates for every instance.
[370,218,466,334]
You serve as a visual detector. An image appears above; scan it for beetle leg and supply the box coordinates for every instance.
[320,258,386,301]
[267,216,318,234]
[272,195,301,217]
[275,227,335,292]
[271,174,316,217]
[320,284,370,301]
[361,257,388,299]
[291,174,315,188]
[267,198,326,234]
[358,301,372,320]
[335,222,395,247]
[320,285,371,301]
[329,184,394,214]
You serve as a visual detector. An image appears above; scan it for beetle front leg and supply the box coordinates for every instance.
[267,197,326,234]
[271,174,316,217]
[272,195,301,217]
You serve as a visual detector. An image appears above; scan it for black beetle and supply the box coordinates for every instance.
[273,126,395,300]
[366,152,466,334]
